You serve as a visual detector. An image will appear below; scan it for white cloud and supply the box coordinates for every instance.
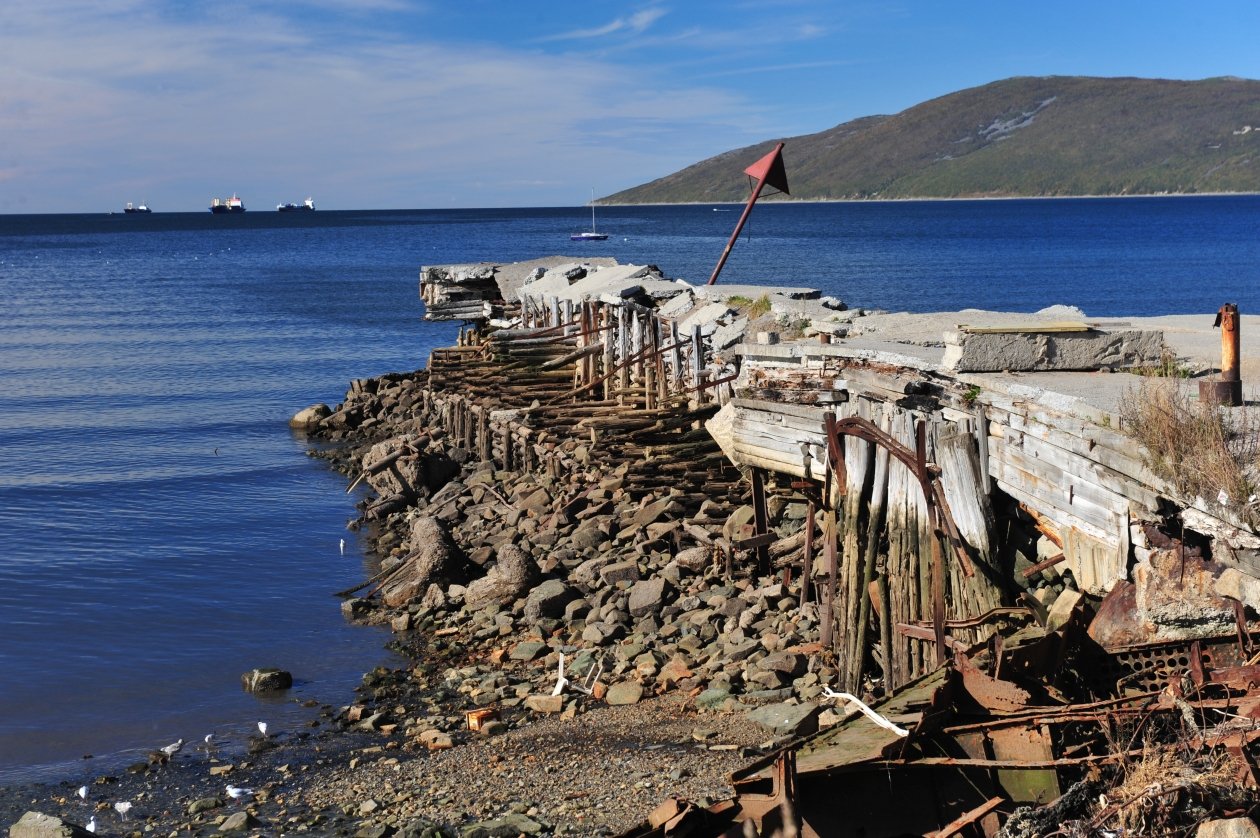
[0,3,772,211]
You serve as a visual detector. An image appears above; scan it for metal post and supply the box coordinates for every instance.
[1201,303,1242,406]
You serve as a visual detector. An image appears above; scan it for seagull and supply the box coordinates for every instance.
[76,785,88,800]
[114,801,132,820]
[204,733,215,747]
[225,784,254,801]
[86,816,97,833]
[257,721,268,737]
[160,738,184,757]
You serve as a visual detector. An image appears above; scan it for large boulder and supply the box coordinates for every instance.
[464,545,539,611]
[241,668,293,693]
[289,403,331,430]
[378,517,472,607]
[524,580,581,623]
[9,812,95,838]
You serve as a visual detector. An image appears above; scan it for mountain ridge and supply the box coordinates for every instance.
[604,76,1260,203]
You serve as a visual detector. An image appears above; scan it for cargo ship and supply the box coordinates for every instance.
[123,202,151,214]
[209,194,245,213]
[277,198,315,212]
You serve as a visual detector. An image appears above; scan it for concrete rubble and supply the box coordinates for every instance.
[293,256,1260,836]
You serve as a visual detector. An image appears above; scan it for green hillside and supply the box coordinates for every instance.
[604,76,1260,203]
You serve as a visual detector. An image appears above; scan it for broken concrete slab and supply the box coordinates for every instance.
[942,323,1165,372]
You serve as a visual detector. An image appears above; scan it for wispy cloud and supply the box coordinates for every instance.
[541,7,668,42]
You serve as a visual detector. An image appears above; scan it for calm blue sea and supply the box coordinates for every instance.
[1,197,1258,783]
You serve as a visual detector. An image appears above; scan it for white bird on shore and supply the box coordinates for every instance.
[225,784,254,801]
[160,738,184,757]
[76,785,88,801]
[257,721,268,737]
[114,801,132,820]
[86,815,97,833]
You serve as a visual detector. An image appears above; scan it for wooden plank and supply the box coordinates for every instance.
[994,476,1116,545]
[1001,431,1163,515]
[989,436,1133,517]
[989,447,1125,536]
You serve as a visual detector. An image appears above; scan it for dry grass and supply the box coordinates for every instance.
[1096,744,1251,836]
[1119,376,1259,520]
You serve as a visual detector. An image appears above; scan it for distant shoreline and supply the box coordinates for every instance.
[598,190,1260,207]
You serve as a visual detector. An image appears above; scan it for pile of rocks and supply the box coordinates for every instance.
[299,366,850,772]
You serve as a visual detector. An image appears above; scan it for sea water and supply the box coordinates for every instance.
[1,197,1258,782]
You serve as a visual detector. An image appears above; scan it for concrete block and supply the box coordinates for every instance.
[942,325,1165,372]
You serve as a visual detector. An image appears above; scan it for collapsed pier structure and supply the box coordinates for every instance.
[410,256,1260,836]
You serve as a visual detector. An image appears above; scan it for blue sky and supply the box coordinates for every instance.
[3,1,1260,213]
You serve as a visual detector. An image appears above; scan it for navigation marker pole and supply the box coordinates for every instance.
[706,141,790,286]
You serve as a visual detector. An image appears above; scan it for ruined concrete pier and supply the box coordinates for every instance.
[403,255,1260,836]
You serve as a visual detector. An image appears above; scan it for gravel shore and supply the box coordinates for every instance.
[0,683,766,837]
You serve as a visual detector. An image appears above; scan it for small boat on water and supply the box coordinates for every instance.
[570,190,608,241]
[123,202,151,214]
[277,198,315,212]
[209,194,245,214]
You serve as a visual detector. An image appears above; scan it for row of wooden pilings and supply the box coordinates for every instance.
[730,394,1003,694]
[423,297,744,517]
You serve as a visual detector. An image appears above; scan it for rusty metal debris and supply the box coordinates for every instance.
[621,550,1260,838]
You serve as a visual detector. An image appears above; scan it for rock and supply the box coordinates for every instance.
[400,818,453,838]
[1045,587,1084,633]
[628,577,671,618]
[570,525,608,552]
[417,729,454,750]
[695,687,732,710]
[464,544,539,611]
[600,560,641,586]
[356,824,396,838]
[378,517,472,607]
[757,651,806,678]
[1197,819,1260,838]
[241,668,293,693]
[9,812,95,838]
[524,579,580,623]
[218,811,262,833]
[748,701,821,737]
[524,694,564,713]
[342,597,376,621]
[460,813,543,837]
[674,546,710,573]
[509,640,547,661]
[188,797,224,815]
[289,403,331,429]
[605,680,644,705]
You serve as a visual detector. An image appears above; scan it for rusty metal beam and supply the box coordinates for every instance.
[924,796,1004,838]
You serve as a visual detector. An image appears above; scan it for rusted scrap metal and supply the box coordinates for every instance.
[623,610,1260,838]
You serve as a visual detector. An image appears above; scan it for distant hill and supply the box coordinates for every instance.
[604,76,1260,203]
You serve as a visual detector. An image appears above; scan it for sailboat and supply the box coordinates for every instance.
[570,189,608,241]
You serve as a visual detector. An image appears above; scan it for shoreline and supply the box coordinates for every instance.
[0,362,779,837]
[597,189,1260,206]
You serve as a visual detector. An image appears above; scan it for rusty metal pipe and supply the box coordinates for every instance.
[1201,303,1243,406]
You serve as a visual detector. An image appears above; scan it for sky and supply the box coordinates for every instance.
[4,1,1260,213]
